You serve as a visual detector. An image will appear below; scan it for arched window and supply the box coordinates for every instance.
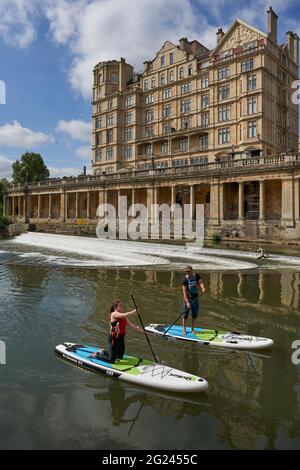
[169,70,174,81]
[188,64,193,76]
[160,73,165,85]
[151,77,156,88]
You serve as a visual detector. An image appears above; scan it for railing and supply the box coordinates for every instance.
[7,153,300,192]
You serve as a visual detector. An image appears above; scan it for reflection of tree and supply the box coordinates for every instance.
[6,264,49,291]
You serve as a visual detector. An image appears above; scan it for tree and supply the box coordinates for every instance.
[0,178,8,217]
[12,152,50,184]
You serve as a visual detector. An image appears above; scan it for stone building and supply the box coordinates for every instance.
[4,7,300,241]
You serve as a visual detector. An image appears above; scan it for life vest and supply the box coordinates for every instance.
[110,317,127,345]
[186,275,199,296]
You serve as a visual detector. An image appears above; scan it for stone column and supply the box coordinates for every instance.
[131,188,135,207]
[171,186,176,207]
[65,193,68,219]
[2,194,6,217]
[48,194,52,219]
[281,179,294,227]
[190,185,195,219]
[87,191,90,219]
[75,193,79,218]
[24,193,29,223]
[37,195,41,219]
[147,187,154,221]
[294,179,300,222]
[220,183,225,222]
[209,182,220,225]
[238,182,244,221]
[60,192,66,222]
[259,180,266,222]
[12,196,15,217]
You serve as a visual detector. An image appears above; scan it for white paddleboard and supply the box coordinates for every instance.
[145,324,274,350]
[55,343,208,393]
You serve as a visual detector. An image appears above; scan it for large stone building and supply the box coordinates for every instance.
[4,7,300,241]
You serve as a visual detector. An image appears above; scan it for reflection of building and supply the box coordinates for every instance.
[5,8,300,241]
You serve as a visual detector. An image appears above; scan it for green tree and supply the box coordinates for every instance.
[12,152,50,184]
[0,178,8,217]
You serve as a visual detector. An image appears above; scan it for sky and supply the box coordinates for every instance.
[0,0,299,179]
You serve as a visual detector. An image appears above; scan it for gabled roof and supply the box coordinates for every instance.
[211,18,267,56]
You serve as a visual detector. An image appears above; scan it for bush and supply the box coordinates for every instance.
[0,216,10,228]
[212,233,222,244]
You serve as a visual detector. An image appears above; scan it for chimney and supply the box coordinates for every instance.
[267,6,278,44]
[179,37,190,53]
[83,166,86,176]
[293,34,299,65]
[286,31,295,60]
[216,28,225,44]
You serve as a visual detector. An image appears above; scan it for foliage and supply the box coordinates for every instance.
[12,152,49,184]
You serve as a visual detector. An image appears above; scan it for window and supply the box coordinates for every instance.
[160,73,165,85]
[200,112,209,127]
[108,99,113,109]
[144,79,148,90]
[96,89,102,99]
[241,58,254,73]
[111,72,118,81]
[201,76,209,88]
[163,104,171,118]
[218,84,230,100]
[181,117,191,130]
[191,155,208,165]
[145,126,153,138]
[247,97,256,114]
[145,144,152,156]
[124,127,132,141]
[145,94,154,104]
[160,55,165,67]
[151,77,156,88]
[125,112,132,124]
[97,103,102,112]
[124,145,132,160]
[247,74,256,91]
[169,70,174,81]
[162,88,172,99]
[95,149,102,161]
[124,96,133,107]
[106,147,113,160]
[181,82,191,94]
[179,67,184,79]
[218,128,230,144]
[169,53,174,65]
[181,99,191,113]
[179,138,188,151]
[202,95,209,109]
[107,114,114,126]
[188,64,193,76]
[107,129,113,143]
[96,133,102,146]
[244,40,257,51]
[163,122,171,134]
[161,142,168,155]
[218,105,230,122]
[145,108,154,122]
[218,66,230,80]
[95,117,102,129]
[199,135,208,149]
[248,121,257,138]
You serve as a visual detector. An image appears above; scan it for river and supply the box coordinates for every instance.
[0,233,299,449]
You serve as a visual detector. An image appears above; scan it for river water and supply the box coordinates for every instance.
[0,233,299,449]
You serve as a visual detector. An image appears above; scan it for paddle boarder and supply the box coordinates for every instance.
[91,300,143,363]
[182,265,206,335]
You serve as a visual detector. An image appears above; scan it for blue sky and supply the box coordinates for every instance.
[0,0,299,179]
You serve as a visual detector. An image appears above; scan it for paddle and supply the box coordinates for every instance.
[163,295,202,338]
[130,293,159,363]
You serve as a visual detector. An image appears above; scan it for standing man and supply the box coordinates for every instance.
[182,265,206,335]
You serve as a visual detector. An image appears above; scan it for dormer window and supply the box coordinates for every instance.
[161,55,165,67]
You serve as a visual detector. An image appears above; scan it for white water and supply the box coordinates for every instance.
[5,232,300,270]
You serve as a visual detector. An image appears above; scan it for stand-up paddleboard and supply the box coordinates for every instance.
[145,325,274,350]
[55,343,208,393]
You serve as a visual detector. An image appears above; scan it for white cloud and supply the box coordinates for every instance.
[0,121,55,148]
[56,119,91,142]
[0,155,14,179]
[0,0,37,48]
[75,145,91,159]
[48,166,84,178]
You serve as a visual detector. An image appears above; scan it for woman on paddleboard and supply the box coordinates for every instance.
[91,300,143,363]
[182,265,206,335]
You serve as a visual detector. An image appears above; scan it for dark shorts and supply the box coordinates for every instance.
[182,297,200,320]
[96,334,125,364]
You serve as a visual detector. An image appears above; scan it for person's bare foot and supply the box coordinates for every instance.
[182,328,187,336]
[191,330,196,334]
